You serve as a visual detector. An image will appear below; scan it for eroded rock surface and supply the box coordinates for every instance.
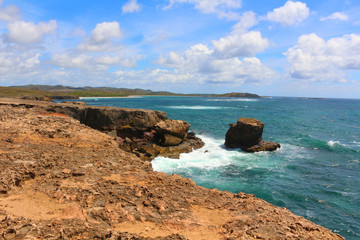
[0,104,343,239]
[0,97,204,160]
[225,117,280,152]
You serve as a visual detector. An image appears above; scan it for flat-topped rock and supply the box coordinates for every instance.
[225,117,280,152]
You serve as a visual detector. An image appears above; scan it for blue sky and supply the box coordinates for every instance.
[1,0,360,98]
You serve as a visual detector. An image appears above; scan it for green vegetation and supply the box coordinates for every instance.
[0,85,261,98]
[0,87,53,97]
[66,90,128,97]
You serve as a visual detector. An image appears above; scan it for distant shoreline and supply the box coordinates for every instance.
[79,95,143,99]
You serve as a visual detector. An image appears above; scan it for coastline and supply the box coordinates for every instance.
[79,95,144,99]
[0,98,344,239]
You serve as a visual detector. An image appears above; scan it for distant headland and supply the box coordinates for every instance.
[0,85,261,99]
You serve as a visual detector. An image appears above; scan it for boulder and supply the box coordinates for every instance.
[225,118,264,148]
[245,141,281,152]
[225,117,280,152]
[155,119,190,139]
[155,119,190,146]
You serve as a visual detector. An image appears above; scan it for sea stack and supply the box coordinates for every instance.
[225,117,280,152]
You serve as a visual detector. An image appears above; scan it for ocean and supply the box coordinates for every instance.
[80,96,360,239]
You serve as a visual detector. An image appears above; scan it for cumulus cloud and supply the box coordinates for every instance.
[0,51,41,74]
[0,1,21,22]
[78,22,122,52]
[6,20,57,44]
[213,31,269,59]
[122,0,141,14]
[321,12,349,21]
[267,1,309,26]
[232,11,258,34]
[284,33,360,81]
[51,53,139,69]
[164,0,242,20]
[156,40,275,85]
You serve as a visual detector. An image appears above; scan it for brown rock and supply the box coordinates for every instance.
[244,140,281,152]
[0,103,343,240]
[61,101,86,105]
[160,133,183,146]
[225,117,280,152]
[22,96,54,102]
[155,119,190,139]
[225,117,264,148]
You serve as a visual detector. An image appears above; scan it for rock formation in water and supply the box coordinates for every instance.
[225,117,280,152]
[0,100,343,239]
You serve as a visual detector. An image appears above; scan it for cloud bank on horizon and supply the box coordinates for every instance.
[0,0,360,97]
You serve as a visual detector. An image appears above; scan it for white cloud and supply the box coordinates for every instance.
[164,0,242,20]
[78,22,122,52]
[156,40,275,85]
[122,0,141,14]
[0,1,21,22]
[267,1,309,26]
[212,31,269,59]
[284,33,360,82]
[88,22,122,44]
[6,20,57,44]
[51,53,139,69]
[0,51,40,74]
[321,12,349,21]
[232,11,258,34]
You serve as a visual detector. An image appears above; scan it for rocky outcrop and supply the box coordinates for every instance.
[225,117,280,152]
[0,97,204,160]
[0,104,344,239]
[21,96,54,102]
[155,119,190,146]
[50,95,80,99]
[61,101,86,105]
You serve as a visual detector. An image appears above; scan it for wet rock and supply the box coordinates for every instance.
[225,117,280,152]
[245,140,281,152]
[61,101,86,105]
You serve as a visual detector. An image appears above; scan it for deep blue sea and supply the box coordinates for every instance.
[80,96,360,239]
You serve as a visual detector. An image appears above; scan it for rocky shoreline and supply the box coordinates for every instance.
[0,98,344,239]
[0,97,204,161]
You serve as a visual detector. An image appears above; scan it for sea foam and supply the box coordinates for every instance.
[327,140,341,147]
[152,134,281,175]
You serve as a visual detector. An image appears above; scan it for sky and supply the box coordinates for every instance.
[0,0,360,98]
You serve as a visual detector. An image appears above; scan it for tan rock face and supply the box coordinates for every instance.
[155,119,191,146]
[155,119,190,138]
[0,97,204,160]
[0,100,343,239]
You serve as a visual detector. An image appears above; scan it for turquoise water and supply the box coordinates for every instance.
[81,96,360,239]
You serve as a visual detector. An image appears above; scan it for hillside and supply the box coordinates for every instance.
[1,85,261,98]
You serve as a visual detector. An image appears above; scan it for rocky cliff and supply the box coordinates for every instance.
[0,98,204,160]
[0,99,343,239]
